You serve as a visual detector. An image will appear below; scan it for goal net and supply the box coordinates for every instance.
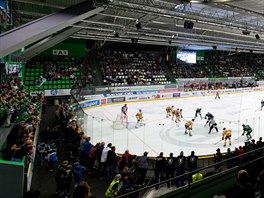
[113,113,128,129]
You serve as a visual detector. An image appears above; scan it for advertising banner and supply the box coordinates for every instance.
[44,89,71,96]
[80,100,100,108]
[107,97,126,103]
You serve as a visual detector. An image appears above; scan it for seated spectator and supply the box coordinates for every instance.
[192,171,203,183]
[255,169,264,198]
[231,169,255,198]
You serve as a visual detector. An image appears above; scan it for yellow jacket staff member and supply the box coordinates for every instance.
[105,174,121,198]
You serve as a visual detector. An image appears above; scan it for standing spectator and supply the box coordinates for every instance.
[231,169,255,198]
[256,137,263,157]
[55,160,68,195]
[96,142,105,175]
[60,164,73,197]
[225,148,235,169]
[136,151,149,187]
[82,137,93,166]
[79,133,86,162]
[118,150,132,172]
[100,143,112,180]
[176,151,186,187]
[165,152,176,188]
[87,143,99,174]
[72,162,86,187]
[107,146,118,180]
[188,151,198,182]
[214,148,223,173]
[154,152,165,189]
[4,97,14,128]
[72,181,95,198]
[105,174,122,198]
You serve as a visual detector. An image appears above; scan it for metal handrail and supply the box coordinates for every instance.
[116,146,264,198]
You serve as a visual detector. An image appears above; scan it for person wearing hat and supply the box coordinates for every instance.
[105,174,122,198]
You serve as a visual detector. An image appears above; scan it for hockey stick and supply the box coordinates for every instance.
[213,139,222,145]
[234,134,243,140]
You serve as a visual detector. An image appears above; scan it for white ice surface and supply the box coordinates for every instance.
[84,92,264,157]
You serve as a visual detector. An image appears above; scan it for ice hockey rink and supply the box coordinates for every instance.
[84,91,264,157]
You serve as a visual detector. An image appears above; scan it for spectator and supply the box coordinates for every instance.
[154,152,165,189]
[72,162,86,187]
[231,169,255,198]
[188,151,198,182]
[107,146,118,180]
[192,171,203,183]
[87,143,99,174]
[176,151,186,187]
[225,148,235,169]
[55,160,69,195]
[214,148,223,173]
[100,143,112,180]
[82,137,93,166]
[165,152,176,188]
[4,97,14,127]
[255,169,264,198]
[72,181,95,198]
[136,151,149,187]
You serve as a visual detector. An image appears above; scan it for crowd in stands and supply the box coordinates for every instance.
[97,50,171,86]
[27,56,82,82]
[0,78,44,163]
[170,53,258,80]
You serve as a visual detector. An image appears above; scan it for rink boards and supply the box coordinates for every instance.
[81,87,264,157]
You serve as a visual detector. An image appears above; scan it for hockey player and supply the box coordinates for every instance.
[166,105,174,118]
[171,109,176,121]
[222,128,232,147]
[215,91,220,100]
[204,112,214,127]
[261,100,264,111]
[194,108,202,120]
[175,109,181,123]
[121,104,128,119]
[208,118,218,134]
[185,119,194,136]
[135,109,143,128]
[242,124,253,140]
[179,109,183,118]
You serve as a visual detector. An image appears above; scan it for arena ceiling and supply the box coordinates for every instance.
[8,0,264,53]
